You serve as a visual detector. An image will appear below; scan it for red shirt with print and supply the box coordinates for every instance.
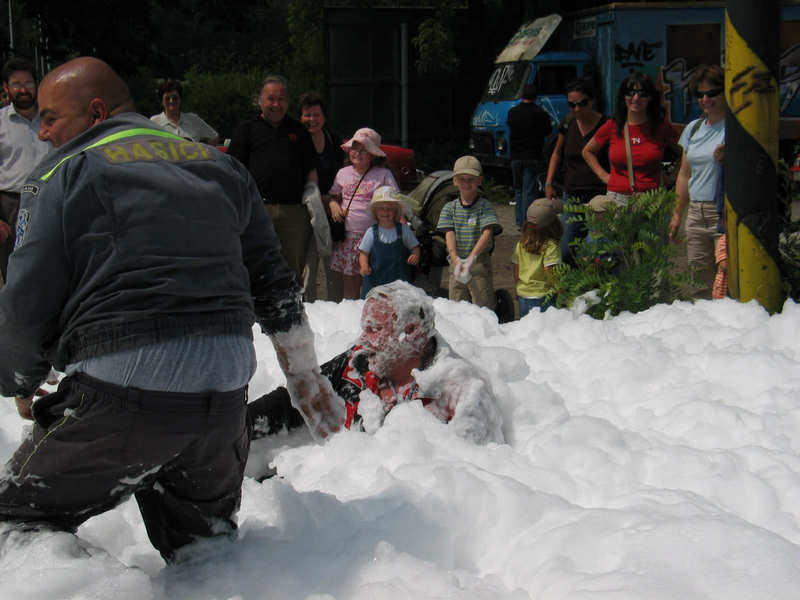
[593,119,679,193]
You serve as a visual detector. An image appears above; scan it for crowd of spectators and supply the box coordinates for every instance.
[0,55,729,562]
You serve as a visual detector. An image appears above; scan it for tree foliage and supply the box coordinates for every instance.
[412,0,460,76]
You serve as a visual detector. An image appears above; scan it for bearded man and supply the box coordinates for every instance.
[0,57,50,283]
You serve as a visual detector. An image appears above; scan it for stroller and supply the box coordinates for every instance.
[405,170,515,324]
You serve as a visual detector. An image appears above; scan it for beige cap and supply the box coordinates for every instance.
[452,155,483,178]
[588,194,614,213]
[526,198,559,227]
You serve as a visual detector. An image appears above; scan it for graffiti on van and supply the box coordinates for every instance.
[661,58,698,123]
[615,40,663,69]
[779,44,800,113]
[487,64,517,97]
[662,45,800,124]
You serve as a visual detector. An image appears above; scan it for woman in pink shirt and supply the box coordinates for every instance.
[327,128,398,299]
[582,72,678,205]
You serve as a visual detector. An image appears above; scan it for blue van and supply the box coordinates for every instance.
[468,15,592,168]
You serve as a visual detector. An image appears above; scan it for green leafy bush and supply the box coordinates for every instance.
[780,225,800,300]
[548,189,696,318]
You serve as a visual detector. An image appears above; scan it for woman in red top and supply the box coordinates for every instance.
[582,72,678,204]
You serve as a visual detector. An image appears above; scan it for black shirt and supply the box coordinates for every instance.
[506,101,552,161]
[318,127,345,195]
[560,114,608,197]
[228,114,318,204]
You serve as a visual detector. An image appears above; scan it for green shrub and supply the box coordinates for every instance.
[548,189,697,318]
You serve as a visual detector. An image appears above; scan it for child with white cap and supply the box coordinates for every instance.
[435,155,502,309]
[328,127,398,299]
[512,197,563,317]
[358,186,420,298]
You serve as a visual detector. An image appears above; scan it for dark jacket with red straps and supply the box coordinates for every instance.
[247,341,442,438]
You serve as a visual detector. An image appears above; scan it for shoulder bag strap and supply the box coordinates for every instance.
[689,118,703,140]
[343,166,372,213]
[624,123,635,193]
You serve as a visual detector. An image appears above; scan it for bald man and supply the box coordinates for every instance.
[0,57,345,562]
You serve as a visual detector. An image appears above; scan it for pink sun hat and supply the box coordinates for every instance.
[341,127,386,157]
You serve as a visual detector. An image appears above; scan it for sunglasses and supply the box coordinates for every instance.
[567,98,590,108]
[695,88,723,99]
[624,88,650,98]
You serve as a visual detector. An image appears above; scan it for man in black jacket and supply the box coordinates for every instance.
[228,75,319,286]
[0,57,344,563]
[506,83,552,228]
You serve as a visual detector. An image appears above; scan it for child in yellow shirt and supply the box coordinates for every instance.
[512,198,563,317]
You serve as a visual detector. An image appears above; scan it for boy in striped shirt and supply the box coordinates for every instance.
[436,156,502,308]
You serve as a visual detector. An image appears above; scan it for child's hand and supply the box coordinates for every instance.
[407,253,419,266]
[360,264,371,276]
[453,257,474,284]
[329,199,346,222]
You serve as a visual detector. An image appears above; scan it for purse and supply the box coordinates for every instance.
[327,208,346,242]
[328,168,371,243]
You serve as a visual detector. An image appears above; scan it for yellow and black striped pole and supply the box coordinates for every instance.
[725,0,783,312]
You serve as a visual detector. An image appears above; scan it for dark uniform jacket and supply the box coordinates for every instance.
[0,113,302,397]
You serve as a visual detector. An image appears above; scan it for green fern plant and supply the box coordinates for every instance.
[548,189,697,318]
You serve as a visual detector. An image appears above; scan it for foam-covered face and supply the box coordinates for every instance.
[358,295,429,378]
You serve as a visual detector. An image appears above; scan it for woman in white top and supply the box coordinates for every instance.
[669,65,726,298]
[150,79,220,145]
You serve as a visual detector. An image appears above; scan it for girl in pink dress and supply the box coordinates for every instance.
[327,128,398,299]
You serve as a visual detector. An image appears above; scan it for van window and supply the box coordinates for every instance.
[534,65,578,95]
[481,62,531,102]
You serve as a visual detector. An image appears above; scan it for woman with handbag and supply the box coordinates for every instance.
[668,65,726,299]
[299,93,345,301]
[328,127,399,300]
[582,72,678,206]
